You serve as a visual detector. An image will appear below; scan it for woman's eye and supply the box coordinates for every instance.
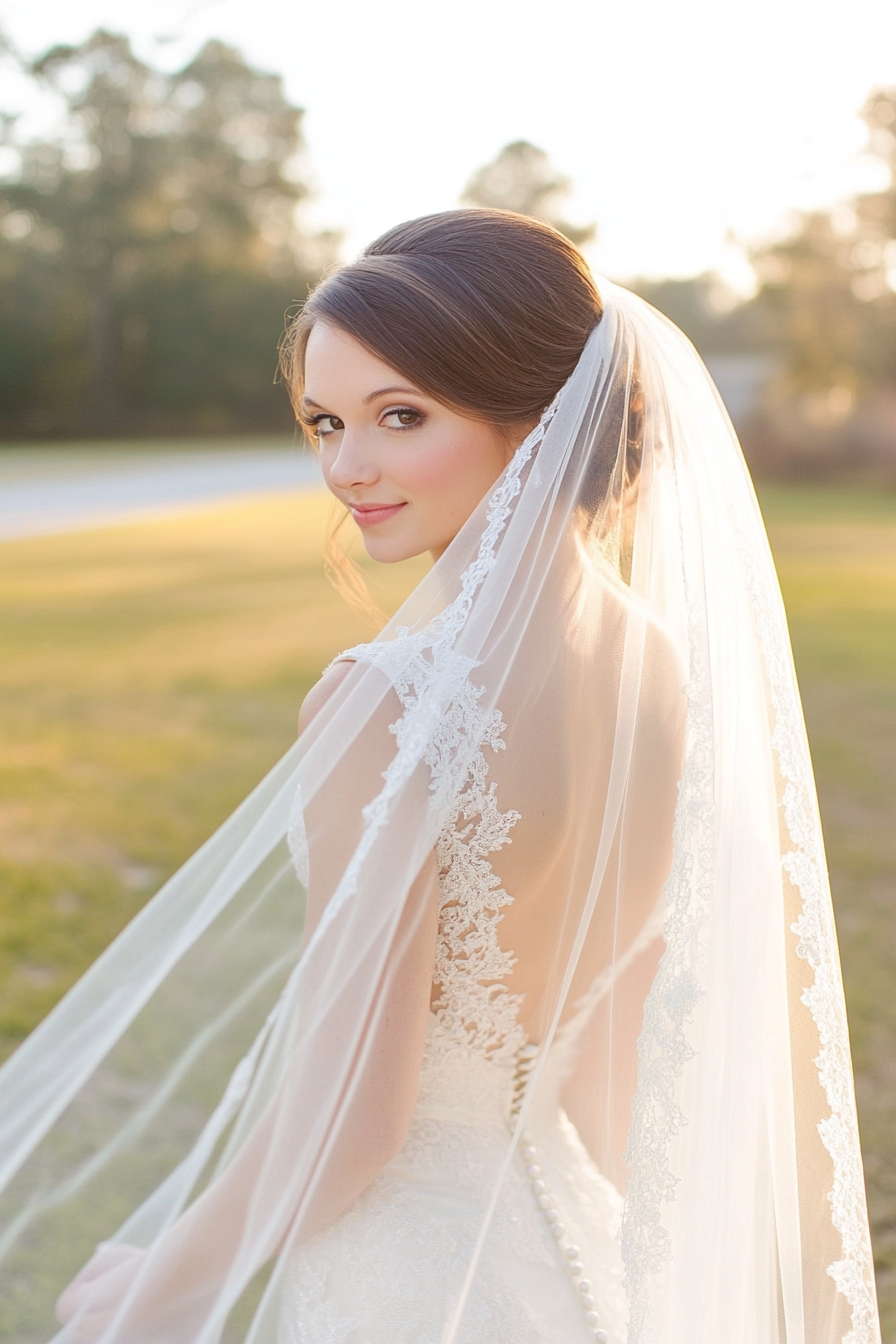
[313,415,344,437]
[382,407,421,430]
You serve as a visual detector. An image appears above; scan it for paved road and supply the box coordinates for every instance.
[0,444,323,540]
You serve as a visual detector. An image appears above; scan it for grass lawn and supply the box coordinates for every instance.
[1,481,895,1332]
[0,490,426,1056]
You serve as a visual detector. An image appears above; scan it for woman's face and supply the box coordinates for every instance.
[302,321,525,563]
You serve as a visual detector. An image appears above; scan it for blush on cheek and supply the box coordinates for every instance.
[401,441,469,494]
[403,432,508,506]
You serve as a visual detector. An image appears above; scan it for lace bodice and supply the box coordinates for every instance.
[429,698,526,1060]
[293,642,530,1090]
[288,640,646,1122]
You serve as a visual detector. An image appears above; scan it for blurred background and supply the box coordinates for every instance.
[1,0,895,1335]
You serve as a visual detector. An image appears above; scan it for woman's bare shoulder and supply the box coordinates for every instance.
[298,658,356,735]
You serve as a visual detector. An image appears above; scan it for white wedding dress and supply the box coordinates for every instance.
[280,648,628,1344]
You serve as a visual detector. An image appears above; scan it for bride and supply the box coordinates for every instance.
[0,210,880,1344]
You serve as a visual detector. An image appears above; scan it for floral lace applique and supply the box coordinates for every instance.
[341,636,527,1066]
[431,709,525,1062]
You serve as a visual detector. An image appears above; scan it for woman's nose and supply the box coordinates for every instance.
[325,433,379,490]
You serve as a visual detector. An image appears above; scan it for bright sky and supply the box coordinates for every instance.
[2,0,895,282]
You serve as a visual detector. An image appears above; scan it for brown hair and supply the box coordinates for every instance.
[279,209,604,615]
[281,209,603,428]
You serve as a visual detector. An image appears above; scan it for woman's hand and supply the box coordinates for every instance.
[56,1243,144,1341]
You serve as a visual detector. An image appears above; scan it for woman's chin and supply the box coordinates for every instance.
[361,533,434,565]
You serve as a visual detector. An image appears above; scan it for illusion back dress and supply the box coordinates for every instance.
[280,640,638,1344]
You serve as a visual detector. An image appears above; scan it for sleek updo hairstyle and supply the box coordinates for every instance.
[279,209,632,611]
[280,208,604,430]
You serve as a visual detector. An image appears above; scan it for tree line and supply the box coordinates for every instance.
[0,30,335,436]
[1,30,895,475]
[630,90,896,476]
[463,123,896,477]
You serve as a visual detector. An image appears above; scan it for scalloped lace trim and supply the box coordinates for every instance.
[739,521,879,1344]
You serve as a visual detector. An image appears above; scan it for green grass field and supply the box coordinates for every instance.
[1,482,895,1333]
[0,491,427,1053]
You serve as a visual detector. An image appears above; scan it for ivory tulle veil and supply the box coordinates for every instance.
[0,282,879,1344]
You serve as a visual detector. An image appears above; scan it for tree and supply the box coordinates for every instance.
[724,92,896,477]
[850,86,896,385]
[750,211,869,399]
[461,141,595,246]
[747,86,896,402]
[0,31,336,435]
[627,273,771,357]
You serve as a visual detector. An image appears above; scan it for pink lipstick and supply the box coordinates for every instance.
[350,502,407,527]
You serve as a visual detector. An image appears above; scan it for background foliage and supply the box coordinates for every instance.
[462,140,596,246]
[2,32,896,469]
[0,31,336,437]
[466,100,896,478]
[635,89,896,476]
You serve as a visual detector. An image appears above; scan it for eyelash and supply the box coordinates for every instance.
[303,413,341,438]
[382,406,423,430]
[302,406,424,438]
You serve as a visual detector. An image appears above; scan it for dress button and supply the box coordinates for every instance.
[595,1331,609,1343]
[564,1244,580,1260]
[585,1311,600,1328]
[532,1179,547,1196]
[580,1294,595,1310]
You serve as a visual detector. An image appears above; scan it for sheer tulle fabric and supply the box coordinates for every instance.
[0,285,879,1344]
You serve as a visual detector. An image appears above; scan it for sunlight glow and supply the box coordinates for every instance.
[2,0,895,279]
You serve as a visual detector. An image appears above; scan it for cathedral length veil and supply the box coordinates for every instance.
[0,283,880,1344]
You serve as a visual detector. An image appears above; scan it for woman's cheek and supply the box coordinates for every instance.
[409,434,499,510]
[398,438,464,498]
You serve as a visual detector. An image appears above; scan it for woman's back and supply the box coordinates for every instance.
[283,577,668,1344]
[482,570,683,1046]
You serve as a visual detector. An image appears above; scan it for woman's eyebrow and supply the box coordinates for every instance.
[301,386,420,412]
[301,385,423,414]
[363,385,421,404]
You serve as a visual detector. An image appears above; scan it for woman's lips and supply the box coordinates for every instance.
[350,502,407,527]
